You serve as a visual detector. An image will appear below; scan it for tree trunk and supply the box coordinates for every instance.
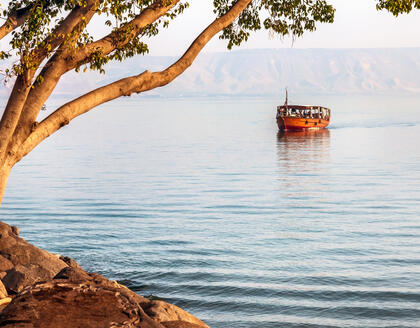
[0,164,11,206]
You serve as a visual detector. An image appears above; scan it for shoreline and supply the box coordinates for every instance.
[0,221,209,328]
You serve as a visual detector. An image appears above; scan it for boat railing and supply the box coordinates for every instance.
[277,105,330,120]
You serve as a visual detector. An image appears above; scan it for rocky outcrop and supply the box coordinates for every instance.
[144,301,209,327]
[0,222,209,328]
[162,323,207,328]
[0,222,67,294]
[0,267,161,328]
[0,280,7,299]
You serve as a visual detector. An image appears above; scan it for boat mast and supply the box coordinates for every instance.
[284,88,288,107]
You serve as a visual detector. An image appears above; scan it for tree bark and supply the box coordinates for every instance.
[6,2,100,158]
[0,5,32,40]
[67,0,180,68]
[0,73,33,165]
[0,164,12,206]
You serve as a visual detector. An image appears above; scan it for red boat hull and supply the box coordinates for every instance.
[277,117,330,131]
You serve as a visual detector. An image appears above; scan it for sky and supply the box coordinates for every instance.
[146,0,420,56]
[1,0,419,57]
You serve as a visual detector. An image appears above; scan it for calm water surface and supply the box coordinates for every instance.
[2,95,420,327]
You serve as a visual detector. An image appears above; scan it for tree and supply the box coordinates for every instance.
[0,0,415,205]
[376,0,420,15]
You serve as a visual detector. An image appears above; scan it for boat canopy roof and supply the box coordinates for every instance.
[277,105,331,111]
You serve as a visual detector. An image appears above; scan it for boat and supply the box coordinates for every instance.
[276,90,331,131]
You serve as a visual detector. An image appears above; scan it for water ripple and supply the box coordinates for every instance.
[3,97,420,327]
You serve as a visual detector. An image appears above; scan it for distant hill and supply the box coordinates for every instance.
[2,48,420,100]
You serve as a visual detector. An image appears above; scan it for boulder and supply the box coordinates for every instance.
[144,300,209,328]
[0,266,209,328]
[162,322,208,328]
[0,266,162,328]
[0,255,13,272]
[0,286,161,327]
[10,226,19,237]
[0,222,68,294]
[0,222,209,328]
[0,297,11,313]
[0,280,7,299]
[3,263,59,294]
[59,255,83,269]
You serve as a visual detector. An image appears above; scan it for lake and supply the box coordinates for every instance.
[2,95,420,327]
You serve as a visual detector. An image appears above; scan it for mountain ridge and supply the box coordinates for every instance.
[1,48,420,100]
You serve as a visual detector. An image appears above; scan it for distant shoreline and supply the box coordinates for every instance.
[2,48,420,100]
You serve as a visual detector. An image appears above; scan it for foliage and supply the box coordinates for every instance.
[213,0,335,49]
[1,0,419,79]
[376,0,420,16]
[0,0,337,77]
[1,0,189,76]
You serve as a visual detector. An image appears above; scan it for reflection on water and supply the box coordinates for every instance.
[276,129,331,192]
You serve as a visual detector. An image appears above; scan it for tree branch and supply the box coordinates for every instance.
[0,72,34,165]
[30,0,99,67]
[66,0,180,70]
[0,4,32,41]
[16,0,253,163]
[9,1,98,128]
[3,0,100,161]
[7,0,177,158]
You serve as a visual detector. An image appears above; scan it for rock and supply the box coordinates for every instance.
[0,297,11,313]
[0,297,11,306]
[144,300,209,328]
[59,255,82,269]
[0,255,13,272]
[0,223,209,328]
[0,221,68,294]
[3,264,54,294]
[0,279,7,298]
[53,265,91,281]
[10,226,19,236]
[0,268,164,328]
[2,267,25,293]
[162,322,208,328]
[53,266,149,306]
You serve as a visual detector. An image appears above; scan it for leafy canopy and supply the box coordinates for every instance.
[214,0,335,49]
[376,0,420,16]
[0,0,189,76]
[1,0,336,77]
[2,0,418,79]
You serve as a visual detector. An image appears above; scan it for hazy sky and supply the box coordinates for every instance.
[147,0,420,56]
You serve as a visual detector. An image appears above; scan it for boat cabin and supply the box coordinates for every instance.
[276,105,331,120]
[276,105,331,131]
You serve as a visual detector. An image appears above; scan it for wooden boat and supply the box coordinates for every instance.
[276,91,331,131]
